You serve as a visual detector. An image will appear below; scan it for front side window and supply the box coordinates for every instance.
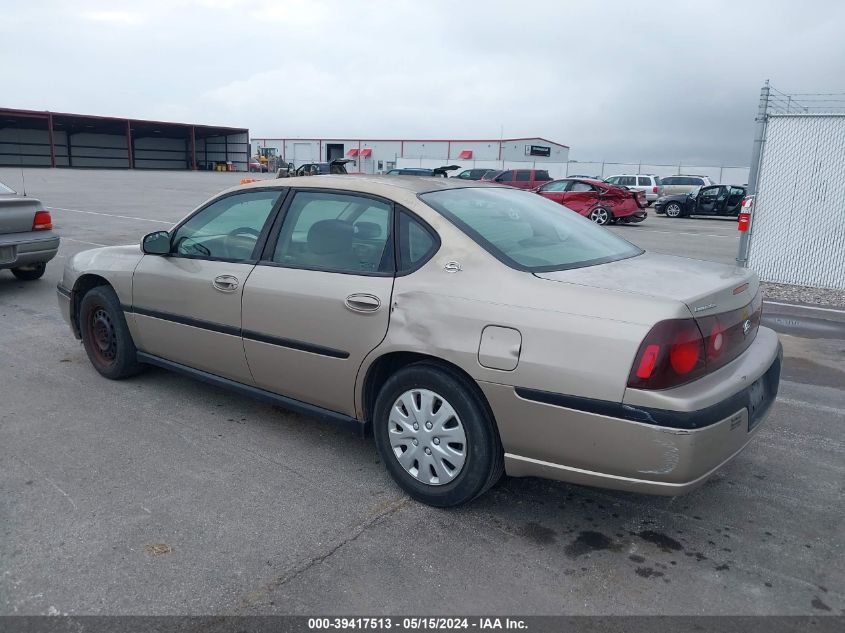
[171,190,281,260]
[662,176,678,185]
[618,176,636,186]
[272,191,392,274]
[421,187,642,272]
[515,170,531,182]
[497,171,514,182]
[605,176,620,184]
[539,181,567,192]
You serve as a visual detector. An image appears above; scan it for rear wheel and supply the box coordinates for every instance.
[373,362,503,507]
[11,262,46,281]
[79,286,143,379]
[665,202,683,218]
[589,206,612,225]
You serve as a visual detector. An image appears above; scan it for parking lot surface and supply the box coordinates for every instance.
[1,169,842,615]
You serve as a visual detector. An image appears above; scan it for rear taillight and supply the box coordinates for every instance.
[32,210,53,230]
[628,319,706,390]
[629,292,763,390]
[652,186,659,193]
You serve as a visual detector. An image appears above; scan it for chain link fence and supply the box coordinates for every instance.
[743,83,845,290]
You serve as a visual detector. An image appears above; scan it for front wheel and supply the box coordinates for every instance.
[665,202,683,218]
[11,262,46,280]
[589,206,612,225]
[373,362,504,507]
[79,286,144,380]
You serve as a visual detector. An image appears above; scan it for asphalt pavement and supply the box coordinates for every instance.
[0,168,842,616]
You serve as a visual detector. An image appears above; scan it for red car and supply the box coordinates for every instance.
[535,178,647,225]
[482,168,552,190]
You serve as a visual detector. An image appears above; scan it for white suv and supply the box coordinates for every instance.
[604,174,662,205]
[658,175,715,197]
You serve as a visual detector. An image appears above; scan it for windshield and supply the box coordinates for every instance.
[0,181,15,194]
[420,187,643,272]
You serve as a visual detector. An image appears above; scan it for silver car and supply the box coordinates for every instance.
[604,174,662,204]
[0,180,60,280]
[58,176,781,507]
[659,175,716,197]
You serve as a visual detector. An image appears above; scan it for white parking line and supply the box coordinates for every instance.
[619,228,739,239]
[763,300,845,315]
[61,237,108,247]
[48,206,173,225]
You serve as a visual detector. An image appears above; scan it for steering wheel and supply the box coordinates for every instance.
[223,226,262,259]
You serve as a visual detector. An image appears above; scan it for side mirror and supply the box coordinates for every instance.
[142,230,171,255]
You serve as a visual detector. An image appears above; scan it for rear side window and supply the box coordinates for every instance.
[637,176,651,186]
[534,170,551,181]
[272,191,392,274]
[569,182,595,192]
[515,171,531,182]
[398,209,438,273]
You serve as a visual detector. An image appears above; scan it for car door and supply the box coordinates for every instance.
[131,189,284,383]
[561,180,600,214]
[695,185,722,214]
[513,170,532,189]
[493,170,515,187]
[241,189,395,416]
[725,187,746,215]
[536,180,568,204]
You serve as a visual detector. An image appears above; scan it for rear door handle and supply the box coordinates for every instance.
[345,293,381,313]
[212,274,239,293]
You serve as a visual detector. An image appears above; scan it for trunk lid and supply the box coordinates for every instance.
[0,196,42,234]
[534,252,758,317]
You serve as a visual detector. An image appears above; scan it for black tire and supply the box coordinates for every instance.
[11,262,46,280]
[665,202,684,218]
[79,285,143,380]
[373,362,504,507]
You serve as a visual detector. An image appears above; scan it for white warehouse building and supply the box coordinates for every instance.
[250,136,569,175]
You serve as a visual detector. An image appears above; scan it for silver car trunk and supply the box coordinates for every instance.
[534,252,758,317]
[0,196,41,234]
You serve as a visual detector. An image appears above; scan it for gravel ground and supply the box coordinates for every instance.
[760,282,845,308]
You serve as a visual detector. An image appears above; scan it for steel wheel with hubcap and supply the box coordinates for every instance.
[589,207,611,225]
[665,202,683,218]
[373,362,504,506]
[389,388,467,486]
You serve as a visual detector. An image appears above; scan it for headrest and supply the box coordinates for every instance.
[307,219,353,255]
[354,221,381,239]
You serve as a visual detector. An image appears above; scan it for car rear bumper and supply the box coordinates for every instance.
[480,327,782,495]
[0,231,60,269]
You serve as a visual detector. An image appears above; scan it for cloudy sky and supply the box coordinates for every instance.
[2,0,843,165]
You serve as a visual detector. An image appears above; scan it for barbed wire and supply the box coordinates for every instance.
[767,84,845,114]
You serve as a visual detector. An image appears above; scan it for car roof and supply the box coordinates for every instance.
[236,174,506,196]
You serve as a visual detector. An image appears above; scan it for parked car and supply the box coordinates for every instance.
[278,159,351,178]
[248,158,268,173]
[567,174,601,179]
[0,180,60,281]
[386,166,460,177]
[604,174,662,205]
[536,178,648,225]
[659,175,715,196]
[58,176,781,507]
[482,168,552,190]
[655,185,747,218]
[453,168,498,181]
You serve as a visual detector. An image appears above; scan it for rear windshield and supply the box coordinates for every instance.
[420,187,642,272]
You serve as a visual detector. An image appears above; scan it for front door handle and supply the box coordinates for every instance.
[345,293,381,313]
[213,274,239,293]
